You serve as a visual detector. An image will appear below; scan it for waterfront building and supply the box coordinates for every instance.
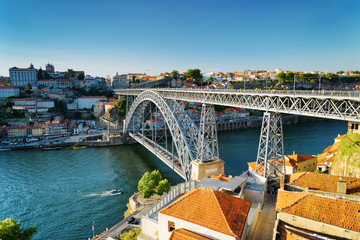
[9,64,38,87]
[170,79,183,88]
[274,189,360,239]
[0,125,44,138]
[44,118,72,136]
[0,86,20,98]
[157,187,251,240]
[75,96,107,110]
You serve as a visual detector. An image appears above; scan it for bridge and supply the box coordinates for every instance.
[116,88,360,180]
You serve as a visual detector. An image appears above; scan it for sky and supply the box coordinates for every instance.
[0,0,359,77]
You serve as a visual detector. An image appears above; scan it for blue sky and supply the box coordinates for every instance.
[0,0,359,77]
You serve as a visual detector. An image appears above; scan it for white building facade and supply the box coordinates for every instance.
[9,64,38,87]
[76,96,107,110]
[0,86,20,98]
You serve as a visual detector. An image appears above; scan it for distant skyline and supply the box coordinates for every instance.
[0,0,359,77]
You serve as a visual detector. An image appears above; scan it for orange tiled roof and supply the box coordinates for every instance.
[211,174,231,182]
[285,172,360,196]
[276,190,360,232]
[159,187,251,238]
[169,228,211,240]
[328,141,340,154]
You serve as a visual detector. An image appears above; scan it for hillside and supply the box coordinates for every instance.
[331,133,360,178]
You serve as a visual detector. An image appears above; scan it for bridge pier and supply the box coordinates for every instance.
[191,104,225,181]
[255,112,285,178]
[190,159,225,180]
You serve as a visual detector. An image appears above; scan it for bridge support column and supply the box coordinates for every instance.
[255,112,285,178]
[190,160,225,181]
[191,104,224,181]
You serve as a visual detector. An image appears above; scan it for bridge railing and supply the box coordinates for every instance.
[143,180,198,220]
[119,88,360,98]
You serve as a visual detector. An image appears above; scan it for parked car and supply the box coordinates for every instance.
[127,217,135,224]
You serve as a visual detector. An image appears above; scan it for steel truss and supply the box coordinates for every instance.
[197,104,219,162]
[117,89,360,122]
[124,90,205,180]
[255,112,285,177]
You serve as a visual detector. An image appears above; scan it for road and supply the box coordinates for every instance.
[91,205,153,240]
[249,192,277,240]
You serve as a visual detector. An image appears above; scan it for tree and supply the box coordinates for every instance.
[77,72,85,80]
[37,68,43,80]
[25,83,32,90]
[0,218,37,240]
[336,71,344,75]
[171,70,179,79]
[156,179,171,195]
[205,77,214,85]
[137,170,170,198]
[116,98,127,117]
[185,69,203,86]
[132,75,136,83]
[275,72,286,83]
[67,69,75,77]
[6,79,10,86]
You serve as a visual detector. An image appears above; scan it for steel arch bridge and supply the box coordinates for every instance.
[123,90,216,180]
[119,88,360,179]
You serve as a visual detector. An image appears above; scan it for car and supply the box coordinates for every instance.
[133,219,140,225]
[127,217,135,224]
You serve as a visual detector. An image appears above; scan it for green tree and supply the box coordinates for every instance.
[185,69,203,86]
[171,70,179,79]
[205,77,214,85]
[37,68,43,80]
[25,83,32,90]
[0,218,37,240]
[135,79,140,84]
[6,79,10,86]
[137,172,155,198]
[156,179,171,195]
[67,69,75,77]
[275,72,286,83]
[336,71,344,75]
[137,170,169,198]
[116,98,127,117]
[77,72,85,80]
[132,75,136,83]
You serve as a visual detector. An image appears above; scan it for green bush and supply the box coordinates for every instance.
[117,228,141,240]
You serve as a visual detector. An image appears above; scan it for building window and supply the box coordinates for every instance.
[168,221,175,232]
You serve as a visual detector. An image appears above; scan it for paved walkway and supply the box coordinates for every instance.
[249,192,277,240]
[91,205,152,240]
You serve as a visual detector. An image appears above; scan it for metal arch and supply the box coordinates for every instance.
[124,90,197,180]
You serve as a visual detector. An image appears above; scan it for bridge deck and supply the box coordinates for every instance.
[129,132,186,179]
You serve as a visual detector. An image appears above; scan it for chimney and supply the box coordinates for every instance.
[337,177,347,195]
[293,151,295,155]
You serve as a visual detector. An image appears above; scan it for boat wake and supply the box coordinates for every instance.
[85,190,123,197]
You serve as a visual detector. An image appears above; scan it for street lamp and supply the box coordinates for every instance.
[293,74,297,92]
[319,75,321,91]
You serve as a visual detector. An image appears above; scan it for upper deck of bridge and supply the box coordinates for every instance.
[115,88,360,101]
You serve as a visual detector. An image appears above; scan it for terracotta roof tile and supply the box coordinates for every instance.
[159,187,251,238]
[276,190,360,232]
[285,172,360,196]
[169,229,211,240]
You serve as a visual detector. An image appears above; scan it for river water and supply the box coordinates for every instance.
[0,120,347,239]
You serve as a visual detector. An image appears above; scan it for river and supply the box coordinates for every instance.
[0,120,347,239]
